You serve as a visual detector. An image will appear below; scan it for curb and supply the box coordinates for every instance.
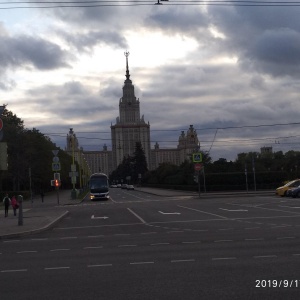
[0,211,69,240]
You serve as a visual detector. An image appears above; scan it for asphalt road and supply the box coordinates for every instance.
[1,188,300,299]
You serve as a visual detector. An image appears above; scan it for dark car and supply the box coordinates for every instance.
[287,185,300,198]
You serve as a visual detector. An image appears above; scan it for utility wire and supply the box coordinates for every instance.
[2,0,300,9]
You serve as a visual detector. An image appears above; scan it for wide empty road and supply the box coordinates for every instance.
[1,189,300,299]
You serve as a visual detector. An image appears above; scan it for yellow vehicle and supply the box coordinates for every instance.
[276,179,300,196]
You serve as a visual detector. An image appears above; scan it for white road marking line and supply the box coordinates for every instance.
[118,244,137,247]
[150,243,170,246]
[88,264,112,267]
[130,262,154,265]
[127,208,147,224]
[1,269,28,273]
[292,254,300,256]
[45,267,70,270]
[245,227,260,230]
[177,205,229,219]
[60,237,77,240]
[141,232,157,235]
[218,228,233,231]
[17,251,38,254]
[91,215,109,220]
[167,231,184,233]
[276,236,295,240]
[279,205,300,209]
[171,259,195,263]
[88,235,105,238]
[3,240,20,243]
[245,238,264,241]
[31,238,48,241]
[219,208,248,212]
[159,211,181,215]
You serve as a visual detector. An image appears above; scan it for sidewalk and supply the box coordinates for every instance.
[0,189,83,240]
[134,187,274,198]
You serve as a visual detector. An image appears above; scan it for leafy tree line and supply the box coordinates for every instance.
[110,143,300,191]
[0,106,75,197]
[143,150,300,191]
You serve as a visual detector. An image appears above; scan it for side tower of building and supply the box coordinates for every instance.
[111,52,151,169]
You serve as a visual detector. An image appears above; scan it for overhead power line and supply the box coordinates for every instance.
[2,0,300,9]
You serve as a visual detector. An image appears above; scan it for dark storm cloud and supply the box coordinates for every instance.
[145,6,209,32]
[0,34,71,70]
[207,6,300,77]
[243,28,300,77]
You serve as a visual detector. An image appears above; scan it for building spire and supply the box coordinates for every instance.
[124,51,130,80]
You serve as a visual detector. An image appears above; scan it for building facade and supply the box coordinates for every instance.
[111,52,151,169]
[66,54,200,177]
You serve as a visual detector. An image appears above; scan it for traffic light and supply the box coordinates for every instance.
[54,179,61,187]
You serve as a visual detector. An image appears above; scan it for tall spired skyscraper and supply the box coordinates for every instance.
[111,52,151,169]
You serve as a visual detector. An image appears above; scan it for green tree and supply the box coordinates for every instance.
[132,141,148,182]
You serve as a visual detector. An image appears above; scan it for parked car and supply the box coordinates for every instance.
[276,179,300,197]
[127,185,134,190]
[286,185,300,198]
[121,184,127,189]
[110,184,117,188]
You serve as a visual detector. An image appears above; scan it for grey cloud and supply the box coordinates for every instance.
[145,6,209,33]
[0,34,71,70]
[25,81,116,121]
[207,6,300,78]
[243,28,300,77]
[59,30,128,52]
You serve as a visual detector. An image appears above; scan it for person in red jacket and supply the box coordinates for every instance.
[11,195,19,216]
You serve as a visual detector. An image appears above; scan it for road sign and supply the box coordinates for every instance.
[192,152,202,163]
[194,163,202,171]
[52,162,61,171]
[53,156,59,163]
[52,150,59,156]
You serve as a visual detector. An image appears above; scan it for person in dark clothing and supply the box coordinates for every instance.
[3,194,11,217]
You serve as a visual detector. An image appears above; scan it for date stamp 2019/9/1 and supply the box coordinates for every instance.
[256,279,300,288]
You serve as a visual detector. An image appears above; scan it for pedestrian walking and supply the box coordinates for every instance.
[11,195,19,216]
[2,194,11,217]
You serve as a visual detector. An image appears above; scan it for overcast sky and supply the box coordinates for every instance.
[1,1,300,162]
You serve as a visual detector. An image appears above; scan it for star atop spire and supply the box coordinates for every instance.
[124,51,130,81]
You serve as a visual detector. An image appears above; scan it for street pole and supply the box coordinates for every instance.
[198,170,201,198]
[29,168,33,204]
[252,156,257,192]
[56,186,60,205]
[245,163,249,192]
